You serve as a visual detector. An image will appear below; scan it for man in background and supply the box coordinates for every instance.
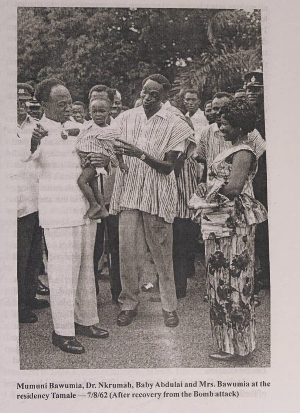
[183,89,208,144]
[244,69,269,292]
[87,84,122,303]
[72,101,87,124]
[203,100,215,125]
[111,89,123,119]
[17,83,50,323]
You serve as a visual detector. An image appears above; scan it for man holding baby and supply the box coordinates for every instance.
[30,78,109,354]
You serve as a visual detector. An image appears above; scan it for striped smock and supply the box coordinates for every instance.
[110,107,194,223]
[163,101,197,219]
[76,122,120,167]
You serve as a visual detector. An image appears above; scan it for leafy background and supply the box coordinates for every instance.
[18,8,262,108]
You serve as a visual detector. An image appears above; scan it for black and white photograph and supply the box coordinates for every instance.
[15,6,270,370]
[0,0,299,411]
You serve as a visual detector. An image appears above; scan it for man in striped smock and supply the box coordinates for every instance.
[110,74,194,328]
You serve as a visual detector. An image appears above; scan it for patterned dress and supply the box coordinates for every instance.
[201,143,267,356]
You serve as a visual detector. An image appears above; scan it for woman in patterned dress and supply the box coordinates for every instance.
[190,97,267,360]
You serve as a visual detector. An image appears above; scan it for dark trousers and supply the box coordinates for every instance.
[17,212,42,312]
[173,217,200,298]
[94,214,121,300]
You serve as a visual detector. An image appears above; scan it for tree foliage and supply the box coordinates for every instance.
[18,7,262,106]
[173,9,262,107]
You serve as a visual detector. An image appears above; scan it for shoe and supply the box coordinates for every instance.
[117,310,137,327]
[52,331,85,354]
[28,298,50,310]
[209,351,236,361]
[19,309,38,324]
[36,279,50,296]
[75,323,109,339]
[162,309,179,327]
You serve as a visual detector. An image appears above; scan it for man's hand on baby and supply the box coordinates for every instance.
[87,153,110,168]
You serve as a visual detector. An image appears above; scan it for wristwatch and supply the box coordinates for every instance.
[140,153,146,161]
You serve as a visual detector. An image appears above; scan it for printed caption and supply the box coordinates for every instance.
[16,380,270,400]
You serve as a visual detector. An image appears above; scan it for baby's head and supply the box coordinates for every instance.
[89,97,112,126]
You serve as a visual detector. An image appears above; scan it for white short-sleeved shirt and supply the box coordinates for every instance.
[29,116,88,228]
[186,108,209,145]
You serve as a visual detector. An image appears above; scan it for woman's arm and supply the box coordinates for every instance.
[219,150,254,200]
[114,138,179,175]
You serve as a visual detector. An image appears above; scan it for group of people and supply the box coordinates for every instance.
[17,69,268,361]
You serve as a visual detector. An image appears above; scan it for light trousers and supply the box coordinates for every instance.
[118,210,177,312]
[44,221,99,336]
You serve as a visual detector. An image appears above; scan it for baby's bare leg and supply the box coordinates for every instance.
[77,167,102,219]
[89,177,109,219]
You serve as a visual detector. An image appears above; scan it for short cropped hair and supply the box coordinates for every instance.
[183,89,200,99]
[220,97,257,134]
[73,101,86,109]
[204,100,212,108]
[35,78,65,103]
[88,84,115,103]
[212,92,233,101]
[89,97,112,110]
[142,74,171,93]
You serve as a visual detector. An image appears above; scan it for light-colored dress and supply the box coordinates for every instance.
[201,143,267,356]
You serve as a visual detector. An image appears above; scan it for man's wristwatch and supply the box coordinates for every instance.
[140,153,146,161]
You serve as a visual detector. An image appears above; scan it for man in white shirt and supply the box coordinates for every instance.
[183,89,208,145]
[183,89,209,184]
[17,83,50,324]
[30,78,109,354]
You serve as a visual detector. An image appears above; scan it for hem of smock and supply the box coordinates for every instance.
[109,206,175,224]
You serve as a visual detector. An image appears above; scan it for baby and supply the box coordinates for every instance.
[75,97,127,219]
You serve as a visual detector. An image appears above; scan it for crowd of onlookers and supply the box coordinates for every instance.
[17,69,268,360]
